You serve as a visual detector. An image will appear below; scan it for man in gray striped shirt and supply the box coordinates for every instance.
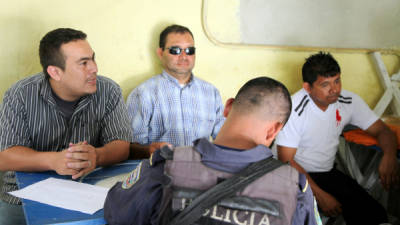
[0,28,132,225]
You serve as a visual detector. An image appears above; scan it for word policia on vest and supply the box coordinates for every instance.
[176,197,273,225]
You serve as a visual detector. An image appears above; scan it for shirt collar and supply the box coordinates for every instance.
[302,88,338,113]
[161,70,195,88]
[39,73,57,107]
[193,138,273,173]
[39,72,93,114]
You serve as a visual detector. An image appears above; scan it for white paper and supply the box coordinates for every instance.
[9,177,110,214]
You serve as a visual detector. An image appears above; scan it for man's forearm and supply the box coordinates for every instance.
[0,146,57,172]
[377,127,398,156]
[96,140,130,166]
[129,143,151,159]
[288,159,325,199]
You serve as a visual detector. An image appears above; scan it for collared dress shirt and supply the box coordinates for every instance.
[126,71,225,147]
[0,72,132,204]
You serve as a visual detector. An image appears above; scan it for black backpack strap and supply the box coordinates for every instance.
[168,157,285,225]
[160,145,174,160]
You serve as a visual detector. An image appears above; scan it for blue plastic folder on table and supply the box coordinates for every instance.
[15,160,141,225]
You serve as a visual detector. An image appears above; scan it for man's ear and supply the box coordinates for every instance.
[265,122,284,145]
[303,82,311,94]
[47,65,62,81]
[156,48,163,60]
[223,98,234,118]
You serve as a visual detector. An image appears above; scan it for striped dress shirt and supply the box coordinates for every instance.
[0,72,132,204]
[126,71,225,147]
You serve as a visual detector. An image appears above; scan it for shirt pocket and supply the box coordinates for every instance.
[196,115,215,138]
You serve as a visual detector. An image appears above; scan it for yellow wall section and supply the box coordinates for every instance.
[0,0,399,109]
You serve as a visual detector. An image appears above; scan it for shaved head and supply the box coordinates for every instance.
[232,77,292,125]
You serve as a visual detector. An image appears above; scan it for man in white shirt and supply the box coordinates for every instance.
[276,52,398,225]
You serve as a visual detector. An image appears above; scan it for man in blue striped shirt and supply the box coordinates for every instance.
[0,28,132,225]
[127,24,225,157]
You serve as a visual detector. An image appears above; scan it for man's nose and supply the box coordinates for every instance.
[89,60,98,73]
[330,83,339,94]
[179,51,188,59]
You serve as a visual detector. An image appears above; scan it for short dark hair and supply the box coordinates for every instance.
[39,28,87,77]
[302,52,341,85]
[159,24,194,49]
[233,77,292,125]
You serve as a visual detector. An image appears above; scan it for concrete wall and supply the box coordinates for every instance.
[0,0,399,110]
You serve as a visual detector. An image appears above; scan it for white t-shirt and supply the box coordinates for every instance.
[276,88,378,172]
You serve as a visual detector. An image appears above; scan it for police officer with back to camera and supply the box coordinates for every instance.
[104,76,322,225]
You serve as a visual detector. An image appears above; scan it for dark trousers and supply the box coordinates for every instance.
[309,168,387,225]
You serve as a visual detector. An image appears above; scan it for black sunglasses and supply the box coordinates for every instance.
[166,46,196,55]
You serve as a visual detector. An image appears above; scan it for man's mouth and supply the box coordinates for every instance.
[87,78,96,85]
[328,95,339,100]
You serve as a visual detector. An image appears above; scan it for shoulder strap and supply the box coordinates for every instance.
[160,145,174,160]
[168,157,285,225]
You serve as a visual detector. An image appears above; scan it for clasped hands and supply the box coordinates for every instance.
[53,141,97,179]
